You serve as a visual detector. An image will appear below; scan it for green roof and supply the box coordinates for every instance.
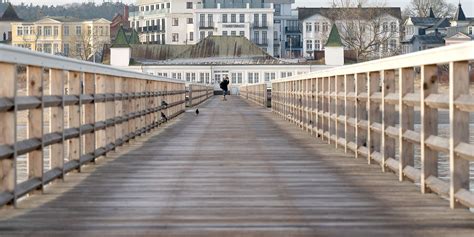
[111,26,130,48]
[128,29,140,44]
[325,24,343,47]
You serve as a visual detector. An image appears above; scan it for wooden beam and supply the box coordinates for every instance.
[27,66,44,183]
[49,69,65,173]
[399,68,415,181]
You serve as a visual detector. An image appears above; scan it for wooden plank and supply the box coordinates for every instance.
[27,66,44,184]
[367,71,381,165]
[95,74,107,153]
[449,61,469,208]
[345,74,355,154]
[420,65,438,194]
[83,73,95,160]
[49,69,64,173]
[382,70,396,172]
[399,68,415,181]
[355,73,367,159]
[0,63,16,203]
[67,71,81,167]
[115,77,123,145]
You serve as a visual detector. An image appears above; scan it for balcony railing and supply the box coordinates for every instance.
[129,9,170,18]
[263,41,474,209]
[285,27,301,33]
[199,22,215,29]
[285,42,302,49]
[252,23,268,29]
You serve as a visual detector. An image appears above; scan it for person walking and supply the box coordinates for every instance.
[220,76,230,101]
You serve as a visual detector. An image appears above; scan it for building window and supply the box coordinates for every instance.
[186,73,191,81]
[200,14,205,27]
[383,22,389,32]
[223,14,228,23]
[186,2,193,9]
[208,31,213,36]
[172,33,179,42]
[17,26,23,36]
[315,22,320,32]
[274,31,278,40]
[262,14,267,27]
[254,31,259,44]
[151,5,155,11]
[189,32,194,41]
[239,31,244,36]
[146,6,149,11]
[37,43,43,52]
[469,26,473,35]
[172,18,179,26]
[275,4,281,16]
[53,43,59,54]
[191,73,196,82]
[44,26,52,36]
[53,26,59,36]
[265,72,270,82]
[248,72,254,84]
[76,26,81,35]
[208,14,213,26]
[24,26,29,35]
[231,73,237,84]
[306,40,313,50]
[187,18,193,24]
[167,3,170,8]
[239,14,245,23]
[254,14,259,26]
[200,31,205,39]
[306,22,312,32]
[63,43,69,56]
[322,22,329,32]
[231,31,236,36]
[315,40,320,50]
[254,73,259,83]
[389,39,397,50]
[223,31,228,36]
[262,31,267,45]
[390,22,397,32]
[231,14,236,23]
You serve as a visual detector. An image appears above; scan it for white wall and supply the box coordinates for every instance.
[0,22,10,41]
[110,48,131,67]
[324,47,344,66]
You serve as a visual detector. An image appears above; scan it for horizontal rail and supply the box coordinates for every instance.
[269,42,474,209]
[240,84,269,107]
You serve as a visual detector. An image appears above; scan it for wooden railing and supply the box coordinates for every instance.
[0,45,191,207]
[271,42,474,209]
[187,84,214,107]
[240,84,268,107]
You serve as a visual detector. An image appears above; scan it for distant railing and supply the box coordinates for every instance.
[0,45,197,207]
[187,84,214,107]
[255,42,474,209]
[240,84,268,107]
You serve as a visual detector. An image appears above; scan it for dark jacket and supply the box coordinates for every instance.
[220,79,229,91]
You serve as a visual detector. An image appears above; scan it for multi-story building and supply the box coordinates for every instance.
[129,0,198,45]
[299,7,401,60]
[265,0,298,58]
[129,0,276,55]
[193,0,275,55]
[11,17,111,61]
[0,0,21,43]
[402,3,473,54]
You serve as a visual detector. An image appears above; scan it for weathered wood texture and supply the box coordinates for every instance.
[240,84,268,107]
[187,84,214,107]
[1,97,473,237]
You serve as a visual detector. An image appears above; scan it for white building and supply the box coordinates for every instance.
[299,7,402,60]
[0,0,21,43]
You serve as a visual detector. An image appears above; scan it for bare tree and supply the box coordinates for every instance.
[403,0,456,18]
[328,0,401,61]
[69,28,107,61]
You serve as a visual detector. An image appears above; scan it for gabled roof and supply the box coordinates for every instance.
[326,24,343,47]
[298,7,402,21]
[445,32,474,40]
[427,18,451,30]
[409,17,442,26]
[0,3,21,21]
[429,7,435,18]
[410,33,445,44]
[128,29,140,44]
[453,3,466,21]
[111,26,130,48]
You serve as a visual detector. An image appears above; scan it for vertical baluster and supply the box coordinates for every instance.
[27,66,44,187]
[345,74,355,153]
[449,61,469,208]
[95,74,107,156]
[421,64,438,193]
[83,73,95,162]
[67,71,81,167]
[317,77,322,137]
[399,68,415,181]
[336,75,344,149]
[115,77,123,146]
[368,71,381,164]
[355,73,367,159]
[49,69,64,176]
[382,70,396,172]
[0,63,16,205]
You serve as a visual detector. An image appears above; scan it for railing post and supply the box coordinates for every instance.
[95,74,107,155]
[0,63,16,205]
[382,70,396,172]
[399,68,415,181]
[49,69,65,176]
[345,74,355,153]
[27,66,44,186]
[336,75,345,149]
[420,65,438,193]
[114,77,123,145]
[83,73,95,162]
[368,71,381,165]
[355,73,367,159]
[449,61,469,208]
[67,71,81,167]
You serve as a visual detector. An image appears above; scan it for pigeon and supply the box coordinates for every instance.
[161,112,168,122]
[195,109,199,116]
[161,101,168,107]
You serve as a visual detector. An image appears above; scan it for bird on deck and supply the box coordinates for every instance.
[161,112,168,122]
[195,109,199,116]
[161,101,168,108]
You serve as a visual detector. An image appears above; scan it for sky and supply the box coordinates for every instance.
[6,0,474,16]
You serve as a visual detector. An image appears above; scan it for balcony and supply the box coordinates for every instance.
[285,42,302,49]
[129,9,170,18]
[252,23,268,29]
[285,27,301,34]
[199,22,215,29]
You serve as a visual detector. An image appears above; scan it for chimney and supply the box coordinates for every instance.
[124,5,129,21]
